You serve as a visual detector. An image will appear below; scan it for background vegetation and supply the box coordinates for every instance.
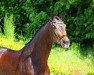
[0,0,94,75]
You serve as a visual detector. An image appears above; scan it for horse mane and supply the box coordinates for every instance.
[25,16,60,45]
[19,20,50,61]
[25,20,49,45]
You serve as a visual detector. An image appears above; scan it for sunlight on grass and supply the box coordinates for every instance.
[0,36,94,75]
[48,44,94,75]
[0,35,24,50]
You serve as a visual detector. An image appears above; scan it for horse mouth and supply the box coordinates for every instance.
[63,44,69,48]
[60,43,69,48]
[57,38,70,48]
[60,40,70,48]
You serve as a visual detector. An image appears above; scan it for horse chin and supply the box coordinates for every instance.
[56,40,70,48]
[64,44,69,48]
[61,44,69,49]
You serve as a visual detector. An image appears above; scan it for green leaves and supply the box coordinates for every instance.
[0,0,94,46]
[22,11,48,38]
[4,13,15,40]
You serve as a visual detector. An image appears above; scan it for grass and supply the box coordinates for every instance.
[0,34,24,50]
[49,45,94,75]
[0,36,94,75]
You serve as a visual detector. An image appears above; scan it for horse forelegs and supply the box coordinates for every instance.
[44,65,50,75]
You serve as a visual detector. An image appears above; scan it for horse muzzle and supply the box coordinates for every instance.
[61,40,70,48]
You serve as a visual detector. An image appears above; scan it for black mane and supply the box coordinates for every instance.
[25,20,49,45]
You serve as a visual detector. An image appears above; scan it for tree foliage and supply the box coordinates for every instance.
[0,0,94,46]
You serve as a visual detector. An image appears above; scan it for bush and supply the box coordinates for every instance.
[0,0,94,46]
[4,13,15,40]
[22,11,48,38]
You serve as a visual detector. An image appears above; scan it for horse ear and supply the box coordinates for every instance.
[51,12,55,20]
[59,11,66,20]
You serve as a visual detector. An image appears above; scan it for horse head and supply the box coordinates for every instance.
[50,15,70,48]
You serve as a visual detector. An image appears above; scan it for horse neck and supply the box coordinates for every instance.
[21,22,53,62]
[32,23,53,63]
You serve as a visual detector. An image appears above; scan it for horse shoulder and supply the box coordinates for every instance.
[19,57,34,75]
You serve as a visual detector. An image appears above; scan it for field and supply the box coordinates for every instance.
[49,46,94,75]
[0,36,94,75]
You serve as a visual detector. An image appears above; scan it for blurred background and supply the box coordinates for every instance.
[0,0,94,75]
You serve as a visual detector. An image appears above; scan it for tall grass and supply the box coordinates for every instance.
[48,44,94,75]
[4,13,15,40]
[0,34,24,50]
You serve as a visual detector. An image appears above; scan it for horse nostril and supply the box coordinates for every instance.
[63,41,70,44]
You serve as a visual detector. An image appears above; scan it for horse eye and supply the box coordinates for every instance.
[52,25,56,29]
[59,26,63,30]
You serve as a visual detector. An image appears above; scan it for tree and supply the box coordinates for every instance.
[0,0,94,46]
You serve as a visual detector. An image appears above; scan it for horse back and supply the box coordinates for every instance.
[0,47,7,54]
[0,47,20,63]
[0,47,21,74]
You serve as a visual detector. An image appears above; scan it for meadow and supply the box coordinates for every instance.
[0,35,94,75]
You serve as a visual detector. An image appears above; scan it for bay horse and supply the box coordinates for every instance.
[0,15,70,75]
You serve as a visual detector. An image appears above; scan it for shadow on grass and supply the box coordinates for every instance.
[79,44,94,68]
[79,44,94,56]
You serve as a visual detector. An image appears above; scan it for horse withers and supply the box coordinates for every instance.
[0,15,70,75]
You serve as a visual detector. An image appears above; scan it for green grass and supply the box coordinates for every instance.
[49,46,94,75]
[0,36,94,75]
[0,34,24,50]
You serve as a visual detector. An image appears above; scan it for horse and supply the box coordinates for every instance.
[0,15,70,75]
